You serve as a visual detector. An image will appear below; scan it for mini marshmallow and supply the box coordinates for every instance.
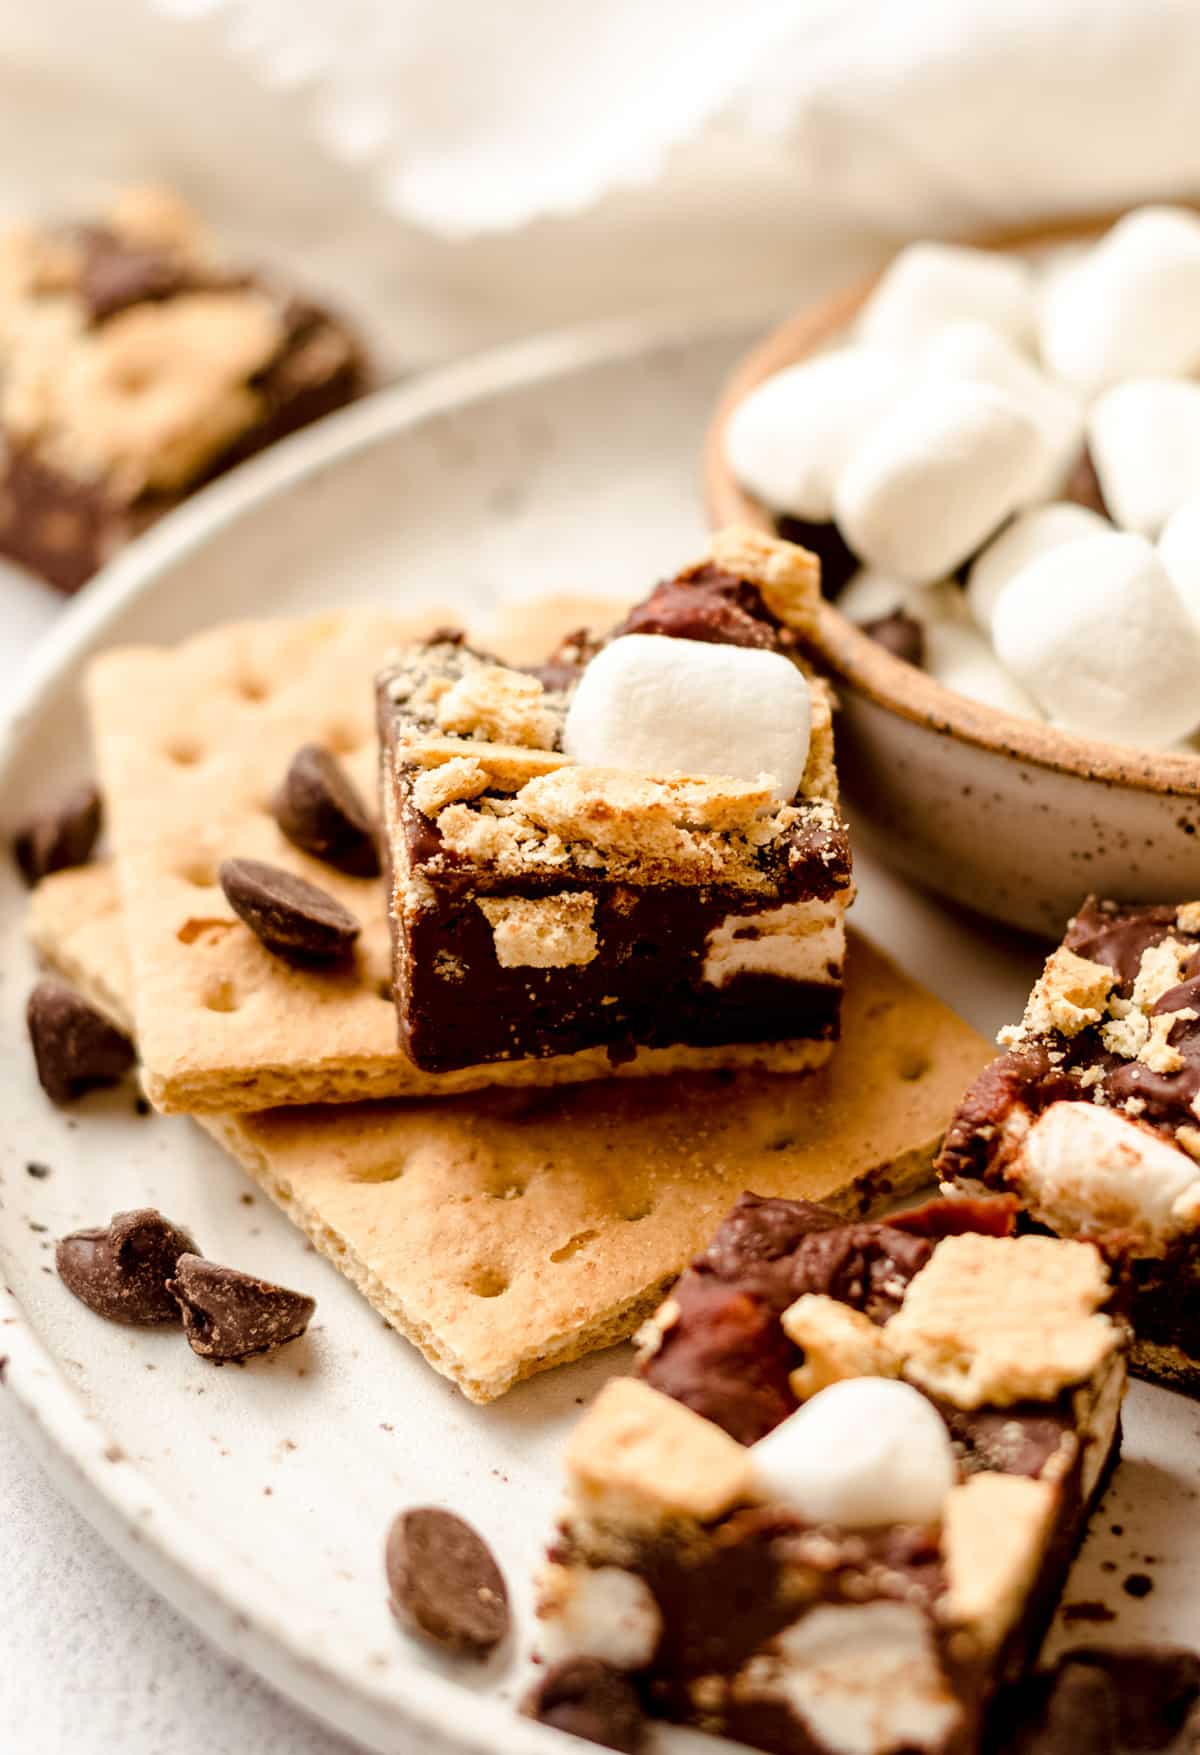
[1159,497,1200,630]
[1040,206,1200,393]
[562,633,811,799]
[750,1378,957,1528]
[923,319,1084,503]
[835,567,908,623]
[833,381,1044,583]
[725,346,910,522]
[857,242,1036,354]
[922,617,1044,719]
[992,532,1200,746]
[1089,378,1200,538]
[965,503,1109,634]
[1020,1103,1200,1246]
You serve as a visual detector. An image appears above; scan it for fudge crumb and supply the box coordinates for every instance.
[25,1161,51,1180]
[1062,1601,1117,1624]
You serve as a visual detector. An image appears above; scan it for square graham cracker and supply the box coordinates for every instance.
[86,603,838,1114]
[29,864,991,1402]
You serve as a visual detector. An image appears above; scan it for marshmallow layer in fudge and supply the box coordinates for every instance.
[0,184,366,592]
[937,896,1200,1393]
[377,529,853,1073]
[532,1194,1125,1755]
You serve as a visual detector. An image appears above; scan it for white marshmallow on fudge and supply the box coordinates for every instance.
[923,319,1084,503]
[751,1378,956,1529]
[725,345,910,521]
[992,531,1200,746]
[1088,378,1200,538]
[922,616,1043,718]
[1040,205,1200,393]
[1159,497,1200,630]
[1015,1102,1200,1249]
[562,633,811,800]
[965,502,1109,634]
[857,241,1037,354]
[833,380,1045,583]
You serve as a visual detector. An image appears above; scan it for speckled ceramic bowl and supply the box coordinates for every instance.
[705,211,1200,937]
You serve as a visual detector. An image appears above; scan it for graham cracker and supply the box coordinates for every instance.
[86,604,837,1114]
[29,863,991,1401]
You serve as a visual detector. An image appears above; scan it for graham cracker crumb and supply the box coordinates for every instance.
[1021,948,1115,1040]
[1131,939,1192,1013]
[436,664,558,749]
[104,183,215,262]
[8,289,284,495]
[707,526,820,631]
[1177,902,1200,934]
[781,1293,900,1400]
[1138,1010,1194,1075]
[887,1234,1118,1409]
[942,1474,1057,1656]
[1176,1126,1200,1164]
[477,891,598,969]
[412,755,489,815]
[565,1379,752,1526]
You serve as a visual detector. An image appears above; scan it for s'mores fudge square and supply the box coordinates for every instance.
[531,1195,1126,1755]
[378,528,853,1074]
[0,183,367,593]
[938,895,1200,1395]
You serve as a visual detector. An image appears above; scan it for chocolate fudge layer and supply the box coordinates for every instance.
[377,529,853,1073]
[937,896,1200,1394]
[533,1195,1125,1755]
[0,184,367,592]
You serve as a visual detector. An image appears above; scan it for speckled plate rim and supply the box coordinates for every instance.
[0,310,756,1755]
[703,205,1200,799]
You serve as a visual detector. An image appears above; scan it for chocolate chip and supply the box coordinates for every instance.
[861,608,925,667]
[1062,1647,1200,1748]
[218,857,360,962]
[56,1209,198,1324]
[167,1255,315,1362]
[79,231,190,323]
[1012,1662,1119,1755]
[526,1658,645,1753]
[27,979,135,1103]
[385,1507,509,1656]
[272,745,379,877]
[13,782,102,885]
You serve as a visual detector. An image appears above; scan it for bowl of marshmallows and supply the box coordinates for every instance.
[706,205,1200,935]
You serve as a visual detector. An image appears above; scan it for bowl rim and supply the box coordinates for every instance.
[703,204,1200,799]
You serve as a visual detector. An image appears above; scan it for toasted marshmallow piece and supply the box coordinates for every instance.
[1041,206,1200,393]
[1020,1102,1200,1245]
[922,617,1042,718]
[538,1565,663,1670]
[834,381,1044,583]
[858,242,1036,354]
[726,346,910,522]
[1089,378,1200,538]
[750,1378,956,1528]
[966,503,1109,634]
[923,319,1084,503]
[1159,497,1200,629]
[992,532,1200,746]
[563,633,811,800]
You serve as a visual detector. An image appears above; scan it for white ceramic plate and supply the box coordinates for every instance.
[0,319,1197,1755]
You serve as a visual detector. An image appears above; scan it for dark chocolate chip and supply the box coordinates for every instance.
[13,782,102,885]
[56,1209,198,1324]
[1014,1662,1119,1755]
[272,744,379,877]
[385,1507,509,1656]
[167,1255,315,1362]
[1063,1646,1200,1747]
[526,1658,645,1753]
[861,608,925,667]
[27,979,135,1104]
[218,857,360,962]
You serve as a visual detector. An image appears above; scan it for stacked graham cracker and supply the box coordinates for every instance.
[28,596,990,1402]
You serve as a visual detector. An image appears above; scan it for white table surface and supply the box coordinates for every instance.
[0,588,365,1755]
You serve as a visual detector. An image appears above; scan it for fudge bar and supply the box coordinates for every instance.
[0,184,367,592]
[377,529,854,1074]
[531,1193,1126,1755]
[938,895,1200,1394]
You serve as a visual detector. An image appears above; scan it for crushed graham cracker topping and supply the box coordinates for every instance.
[782,1294,901,1400]
[706,525,820,632]
[887,1234,1118,1409]
[565,1378,752,1527]
[477,891,598,969]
